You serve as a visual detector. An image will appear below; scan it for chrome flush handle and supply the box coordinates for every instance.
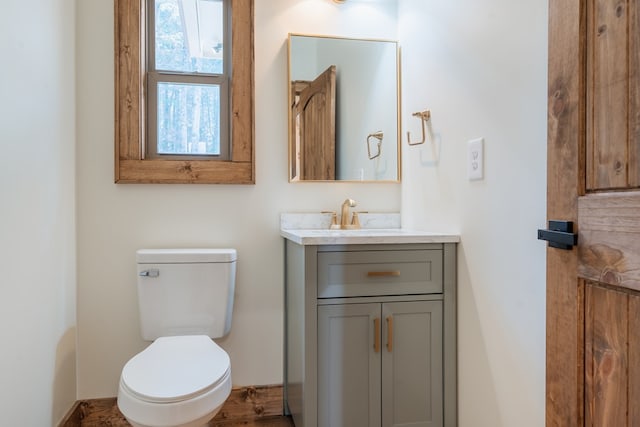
[139,269,160,278]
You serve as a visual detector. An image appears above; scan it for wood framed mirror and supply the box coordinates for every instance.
[288,34,401,182]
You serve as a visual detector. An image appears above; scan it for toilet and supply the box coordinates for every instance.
[117,248,237,427]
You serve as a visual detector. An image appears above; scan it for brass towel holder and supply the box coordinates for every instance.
[367,131,384,160]
[407,110,431,146]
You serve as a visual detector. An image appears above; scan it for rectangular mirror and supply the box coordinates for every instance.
[288,34,400,182]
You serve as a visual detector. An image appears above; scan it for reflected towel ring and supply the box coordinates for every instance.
[407,110,431,146]
[367,131,384,160]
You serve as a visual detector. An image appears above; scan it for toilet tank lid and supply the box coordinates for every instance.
[137,249,237,263]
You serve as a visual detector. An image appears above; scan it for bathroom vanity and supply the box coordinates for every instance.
[281,217,459,427]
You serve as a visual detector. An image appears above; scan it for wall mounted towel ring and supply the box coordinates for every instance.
[407,110,431,146]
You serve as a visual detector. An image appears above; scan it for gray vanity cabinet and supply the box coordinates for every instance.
[317,303,382,427]
[284,241,457,427]
[318,300,443,427]
[382,301,443,427]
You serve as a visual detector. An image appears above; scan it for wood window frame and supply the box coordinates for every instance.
[114,0,254,184]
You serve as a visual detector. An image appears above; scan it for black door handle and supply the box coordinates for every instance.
[538,220,578,250]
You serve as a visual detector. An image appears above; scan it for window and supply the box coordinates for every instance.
[148,0,228,159]
[114,0,254,184]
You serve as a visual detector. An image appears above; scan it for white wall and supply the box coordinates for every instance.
[399,1,548,426]
[75,0,400,398]
[0,0,77,425]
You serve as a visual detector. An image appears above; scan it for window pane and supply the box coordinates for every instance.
[155,0,224,74]
[157,82,221,155]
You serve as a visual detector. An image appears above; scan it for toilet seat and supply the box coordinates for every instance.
[121,335,230,403]
[118,335,232,427]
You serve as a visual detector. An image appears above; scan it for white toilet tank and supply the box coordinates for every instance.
[136,249,237,341]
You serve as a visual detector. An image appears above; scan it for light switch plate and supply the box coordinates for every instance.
[468,138,484,181]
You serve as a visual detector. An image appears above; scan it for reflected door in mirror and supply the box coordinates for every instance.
[291,66,337,181]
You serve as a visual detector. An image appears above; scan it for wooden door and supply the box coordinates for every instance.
[547,0,640,425]
[317,303,381,427]
[381,301,443,427]
[291,65,336,180]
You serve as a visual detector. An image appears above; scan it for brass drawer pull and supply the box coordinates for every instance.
[367,271,401,277]
[374,318,381,353]
[386,316,393,352]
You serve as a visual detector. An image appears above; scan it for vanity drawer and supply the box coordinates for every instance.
[317,250,443,298]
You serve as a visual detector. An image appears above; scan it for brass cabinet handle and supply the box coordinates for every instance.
[386,316,393,352]
[374,318,381,353]
[367,271,401,277]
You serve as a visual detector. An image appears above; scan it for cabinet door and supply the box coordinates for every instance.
[318,303,381,427]
[382,301,443,427]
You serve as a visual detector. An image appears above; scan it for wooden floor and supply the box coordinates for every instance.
[71,399,294,426]
[78,413,294,426]
[62,386,294,427]
[79,411,293,426]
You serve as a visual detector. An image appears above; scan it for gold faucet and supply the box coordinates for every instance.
[340,198,360,229]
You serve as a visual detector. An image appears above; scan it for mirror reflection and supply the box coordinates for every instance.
[288,34,400,182]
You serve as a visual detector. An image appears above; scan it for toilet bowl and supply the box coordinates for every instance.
[117,248,237,427]
[118,335,232,427]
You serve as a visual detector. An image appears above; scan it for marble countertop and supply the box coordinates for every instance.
[281,228,461,245]
[280,213,460,246]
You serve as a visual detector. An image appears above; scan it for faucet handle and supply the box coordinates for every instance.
[351,212,361,228]
[321,211,340,229]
